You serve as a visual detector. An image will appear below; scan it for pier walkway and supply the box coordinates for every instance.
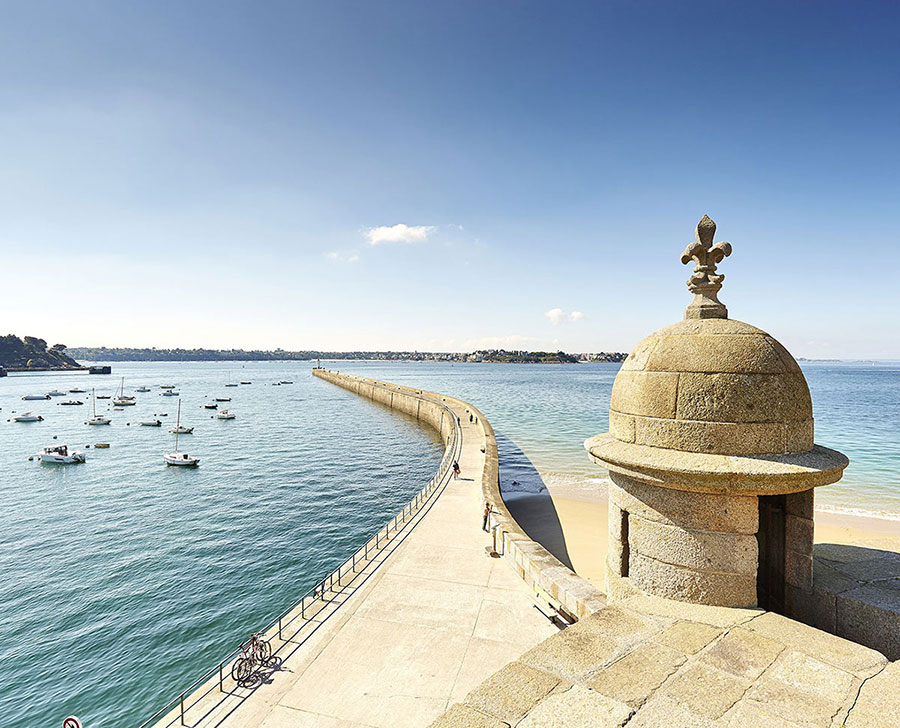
[150,371,557,728]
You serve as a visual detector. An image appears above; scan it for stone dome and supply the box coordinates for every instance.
[609,318,813,456]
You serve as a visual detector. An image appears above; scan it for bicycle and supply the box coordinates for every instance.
[231,632,273,683]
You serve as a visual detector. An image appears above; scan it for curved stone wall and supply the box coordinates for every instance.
[314,368,606,621]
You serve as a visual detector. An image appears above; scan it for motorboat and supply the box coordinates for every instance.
[38,445,86,464]
[58,400,84,406]
[140,419,163,427]
[170,425,194,434]
[165,400,199,466]
[216,409,235,420]
[15,412,43,422]
[161,390,180,397]
[113,377,136,406]
[69,387,86,393]
[23,394,50,401]
[96,395,111,400]
[160,385,175,389]
[215,397,231,402]
[135,386,151,393]
[47,390,66,397]
[85,389,111,425]
[203,402,218,409]
[225,382,238,387]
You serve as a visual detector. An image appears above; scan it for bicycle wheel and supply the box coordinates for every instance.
[257,638,272,664]
[232,657,253,684]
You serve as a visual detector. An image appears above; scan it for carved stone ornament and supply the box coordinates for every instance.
[680,214,732,319]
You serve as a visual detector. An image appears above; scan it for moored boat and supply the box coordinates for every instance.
[38,445,86,464]
[58,400,84,406]
[203,402,218,409]
[85,389,111,425]
[140,419,163,427]
[216,409,235,420]
[23,394,50,401]
[47,390,66,397]
[14,412,43,422]
[165,400,199,466]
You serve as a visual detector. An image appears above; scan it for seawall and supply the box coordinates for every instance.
[314,369,607,619]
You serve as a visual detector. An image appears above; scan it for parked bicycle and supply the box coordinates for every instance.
[231,632,273,683]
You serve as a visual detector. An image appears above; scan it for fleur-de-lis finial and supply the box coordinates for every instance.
[680,215,733,320]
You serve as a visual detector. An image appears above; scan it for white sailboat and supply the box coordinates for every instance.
[164,400,199,466]
[85,389,111,425]
[113,377,136,406]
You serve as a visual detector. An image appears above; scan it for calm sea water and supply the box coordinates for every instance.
[2,359,898,726]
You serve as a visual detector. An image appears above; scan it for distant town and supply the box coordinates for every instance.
[64,346,628,365]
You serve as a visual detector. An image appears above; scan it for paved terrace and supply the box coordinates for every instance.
[150,371,558,728]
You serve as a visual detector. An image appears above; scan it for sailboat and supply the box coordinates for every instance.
[113,377,136,406]
[164,400,199,466]
[85,389,111,425]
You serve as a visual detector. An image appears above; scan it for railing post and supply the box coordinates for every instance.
[353,552,357,571]
[302,596,306,619]
[278,616,282,640]
[180,693,186,726]
[219,662,224,693]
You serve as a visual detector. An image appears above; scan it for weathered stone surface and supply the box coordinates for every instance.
[785,489,814,519]
[844,660,900,728]
[743,650,856,725]
[745,612,886,674]
[722,700,808,727]
[633,416,796,455]
[643,330,789,374]
[610,370,679,418]
[516,684,632,728]
[620,593,761,628]
[654,620,723,654]
[628,696,717,728]
[700,627,783,680]
[628,515,757,574]
[785,515,814,554]
[658,662,750,719]
[518,626,623,683]
[630,553,757,608]
[785,551,813,591]
[836,581,900,660]
[675,372,811,424]
[425,703,508,728]
[587,641,685,707]
[463,662,560,723]
[608,477,758,534]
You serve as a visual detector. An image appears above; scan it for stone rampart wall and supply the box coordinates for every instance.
[313,368,606,621]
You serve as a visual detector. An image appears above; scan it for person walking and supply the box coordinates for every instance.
[452,460,461,479]
[483,502,492,532]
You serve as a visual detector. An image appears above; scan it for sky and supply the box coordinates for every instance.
[1,0,898,358]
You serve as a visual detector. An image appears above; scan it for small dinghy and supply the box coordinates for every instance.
[169,425,194,434]
[69,387,86,393]
[162,390,180,397]
[23,394,50,401]
[160,385,175,389]
[135,386,151,393]
[240,381,251,385]
[38,444,86,464]
[47,390,66,397]
[59,400,84,406]
[203,402,218,409]
[215,397,231,402]
[15,412,43,422]
[96,395,111,400]
[216,409,236,420]
[140,419,163,427]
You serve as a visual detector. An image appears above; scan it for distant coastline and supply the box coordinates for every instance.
[66,347,628,364]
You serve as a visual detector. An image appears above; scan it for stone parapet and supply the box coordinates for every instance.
[313,369,606,621]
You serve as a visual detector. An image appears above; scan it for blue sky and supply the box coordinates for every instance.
[1,1,898,357]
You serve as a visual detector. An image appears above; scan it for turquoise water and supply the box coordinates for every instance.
[3,360,898,726]
[0,363,443,728]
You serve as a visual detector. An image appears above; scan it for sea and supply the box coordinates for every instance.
[2,359,898,726]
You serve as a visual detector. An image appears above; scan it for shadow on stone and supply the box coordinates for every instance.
[496,432,573,570]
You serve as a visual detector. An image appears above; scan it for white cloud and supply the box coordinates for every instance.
[325,251,360,263]
[365,223,435,246]
[348,254,360,263]
[545,308,585,326]
[326,251,339,260]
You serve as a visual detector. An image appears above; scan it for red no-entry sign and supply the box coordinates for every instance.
[63,717,82,728]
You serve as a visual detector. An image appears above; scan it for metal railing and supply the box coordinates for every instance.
[138,391,462,728]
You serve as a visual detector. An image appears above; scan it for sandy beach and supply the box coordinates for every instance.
[503,473,900,594]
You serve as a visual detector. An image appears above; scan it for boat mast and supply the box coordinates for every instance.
[92,388,97,418]
[174,399,181,453]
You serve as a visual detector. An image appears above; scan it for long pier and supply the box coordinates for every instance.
[146,369,558,728]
